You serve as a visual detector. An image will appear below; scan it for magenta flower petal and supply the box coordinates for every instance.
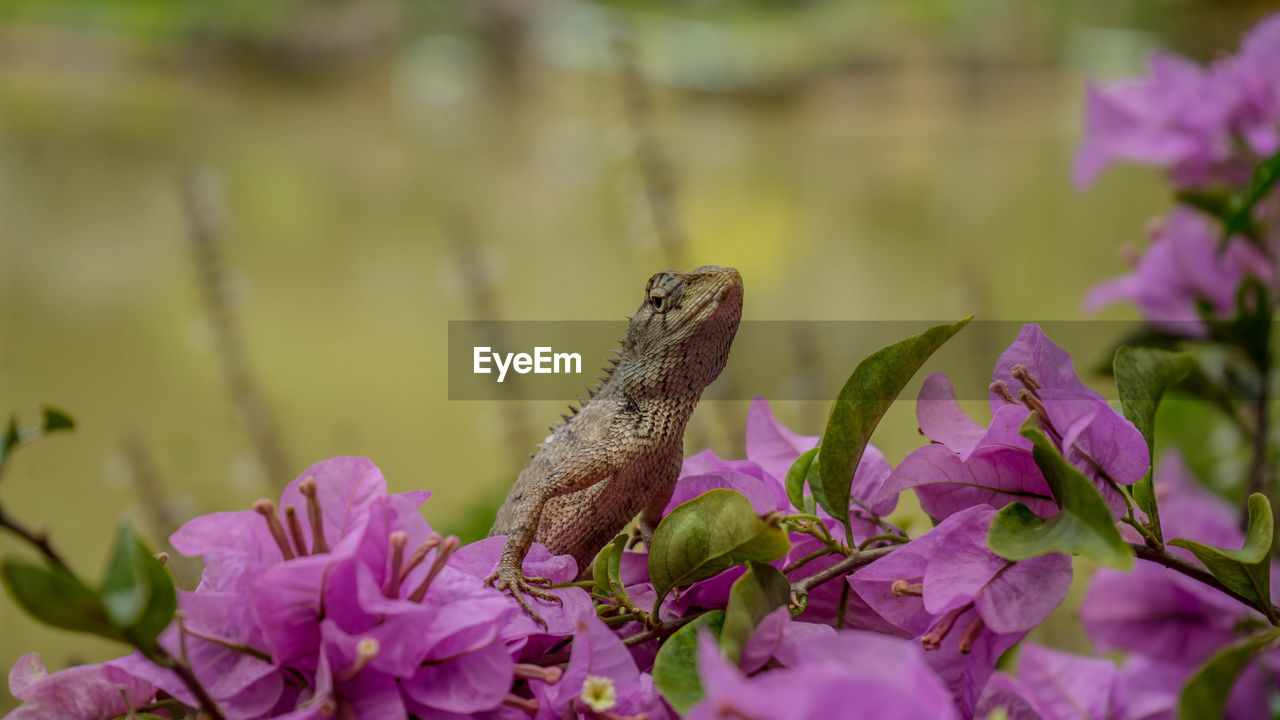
[886,444,1055,521]
[1016,644,1127,720]
[916,373,987,454]
[7,654,154,720]
[402,636,513,714]
[1081,563,1242,666]
[450,536,595,639]
[532,614,670,720]
[922,617,1024,719]
[666,469,785,516]
[744,396,819,485]
[990,325,1107,412]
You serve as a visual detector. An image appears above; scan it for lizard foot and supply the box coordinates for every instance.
[485,567,562,629]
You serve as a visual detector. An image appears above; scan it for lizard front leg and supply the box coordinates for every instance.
[486,496,562,628]
[486,463,613,627]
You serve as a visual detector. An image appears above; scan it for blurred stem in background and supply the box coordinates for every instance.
[180,168,294,491]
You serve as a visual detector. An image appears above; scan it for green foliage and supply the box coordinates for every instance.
[592,534,633,609]
[648,489,790,614]
[0,406,76,475]
[1113,346,1194,542]
[0,523,175,650]
[1222,150,1280,247]
[100,524,178,649]
[784,447,818,513]
[816,318,970,535]
[652,610,725,714]
[987,425,1133,570]
[1170,494,1275,624]
[719,561,790,664]
[1,561,122,641]
[40,406,75,432]
[1177,629,1279,720]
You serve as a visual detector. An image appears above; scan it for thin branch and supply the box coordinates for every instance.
[180,168,292,489]
[0,501,226,719]
[150,646,228,720]
[1130,543,1280,624]
[0,503,69,570]
[790,545,898,596]
[531,613,701,666]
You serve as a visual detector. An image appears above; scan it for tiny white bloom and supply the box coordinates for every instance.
[579,675,617,712]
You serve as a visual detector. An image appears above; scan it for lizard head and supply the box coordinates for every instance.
[621,265,743,390]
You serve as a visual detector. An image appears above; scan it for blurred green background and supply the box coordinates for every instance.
[1,0,1274,710]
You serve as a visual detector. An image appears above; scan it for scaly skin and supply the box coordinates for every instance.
[487,266,744,625]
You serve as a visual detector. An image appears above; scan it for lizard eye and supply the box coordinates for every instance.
[650,295,665,311]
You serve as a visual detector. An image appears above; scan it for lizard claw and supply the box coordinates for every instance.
[486,566,563,629]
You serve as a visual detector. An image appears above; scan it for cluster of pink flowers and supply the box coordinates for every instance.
[13,324,1272,720]
[1080,13,1280,335]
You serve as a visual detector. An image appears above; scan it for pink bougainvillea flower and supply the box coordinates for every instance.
[1074,13,1280,189]
[850,505,1071,717]
[7,654,154,720]
[1080,451,1280,719]
[529,613,669,720]
[688,629,959,720]
[976,644,1127,720]
[890,325,1148,521]
[451,536,596,646]
[118,456,562,718]
[1084,207,1271,337]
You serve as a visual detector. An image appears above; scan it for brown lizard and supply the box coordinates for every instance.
[487,265,743,625]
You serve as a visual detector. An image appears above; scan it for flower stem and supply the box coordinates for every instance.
[0,502,69,570]
[790,545,897,596]
[1129,543,1280,625]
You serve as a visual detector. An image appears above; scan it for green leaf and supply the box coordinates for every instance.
[41,406,75,432]
[1174,189,1232,220]
[99,523,177,649]
[652,610,725,713]
[1221,150,1280,247]
[1177,630,1279,720]
[1,560,121,640]
[130,545,177,649]
[1113,347,1194,542]
[816,318,971,530]
[1170,493,1274,623]
[592,538,617,599]
[591,534,632,608]
[0,417,18,469]
[784,447,818,512]
[987,425,1133,570]
[719,561,791,663]
[101,525,152,628]
[648,489,790,613]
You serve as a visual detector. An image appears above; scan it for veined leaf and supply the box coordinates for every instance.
[816,318,971,532]
[649,490,790,613]
[1221,150,1280,247]
[1170,493,1274,623]
[784,447,818,512]
[652,610,725,713]
[100,523,176,649]
[1,561,121,641]
[1113,346,1193,542]
[987,425,1133,570]
[719,561,791,663]
[1177,629,1279,720]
